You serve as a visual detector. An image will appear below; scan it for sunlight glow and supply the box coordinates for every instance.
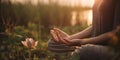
[87,10,93,26]
[10,0,95,7]
[10,0,95,26]
[71,11,77,26]
[80,0,95,7]
[79,10,93,26]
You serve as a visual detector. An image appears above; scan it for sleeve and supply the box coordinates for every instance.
[113,0,120,28]
[112,0,120,48]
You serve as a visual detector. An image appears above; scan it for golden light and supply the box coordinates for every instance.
[67,0,95,7]
[10,0,95,7]
[78,0,94,26]
[87,10,93,26]
[71,11,77,26]
[80,0,95,7]
[70,0,95,26]
[69,0,80,7]
[78,10,92,26]
[10,0,95,26]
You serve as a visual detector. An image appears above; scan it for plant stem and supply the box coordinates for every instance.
[29,49,31,60]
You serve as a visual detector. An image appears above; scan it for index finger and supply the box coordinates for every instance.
[50,30,59,42]
[56,31,69,45]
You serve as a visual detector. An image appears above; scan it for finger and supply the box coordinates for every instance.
[56,32,69,45]
[64,38,71,43]
[54,30,68,39]
[56,31,62,41]
[54,28,64,33]
[63,38,71,45]
[50,30,59,42]
[54,28,68,36]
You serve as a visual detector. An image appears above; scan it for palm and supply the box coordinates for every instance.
[50,28,69,42]
[54,28,69,38]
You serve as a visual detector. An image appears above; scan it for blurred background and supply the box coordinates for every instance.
[0,0,94,60]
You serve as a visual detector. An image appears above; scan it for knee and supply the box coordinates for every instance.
[47,39,57,52]
[79,44,108,60]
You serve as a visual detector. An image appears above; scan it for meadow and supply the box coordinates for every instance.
[0,0,91,60]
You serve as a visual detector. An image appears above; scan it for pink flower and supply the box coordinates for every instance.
[21,38,38,49]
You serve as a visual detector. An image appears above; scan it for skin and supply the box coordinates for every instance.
[49,0,120,54]
[50,26,119,46]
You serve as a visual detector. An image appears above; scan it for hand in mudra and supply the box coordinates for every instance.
[50,28,69,43]
[50,28,82,46]
[49,28,76,52]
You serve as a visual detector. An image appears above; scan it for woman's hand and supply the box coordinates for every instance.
[58,36,82,46]
[50,28,69,43]
[50,28,84,46]
[49,28,76,52]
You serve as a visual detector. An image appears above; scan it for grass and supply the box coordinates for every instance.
[0,25,88,60]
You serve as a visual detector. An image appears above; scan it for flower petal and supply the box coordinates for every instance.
[26,38,30,42]
[29,38,35,48]
[34,41,38,47]
[21,41,28,47]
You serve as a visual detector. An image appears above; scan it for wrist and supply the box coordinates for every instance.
[80,39,91,45]
[67,35,73,40]
[81,39,86,45]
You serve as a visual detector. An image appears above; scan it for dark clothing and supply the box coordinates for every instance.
[74,0,120,60]
[114,0,120,28]
[71,44,117,60]
[93,0,120,44]
[92,0,116,45]
[48,0,120,60]
[92,0,117,37]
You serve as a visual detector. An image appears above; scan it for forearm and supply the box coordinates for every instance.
[81,31,115,45]
[69,26,92,39]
